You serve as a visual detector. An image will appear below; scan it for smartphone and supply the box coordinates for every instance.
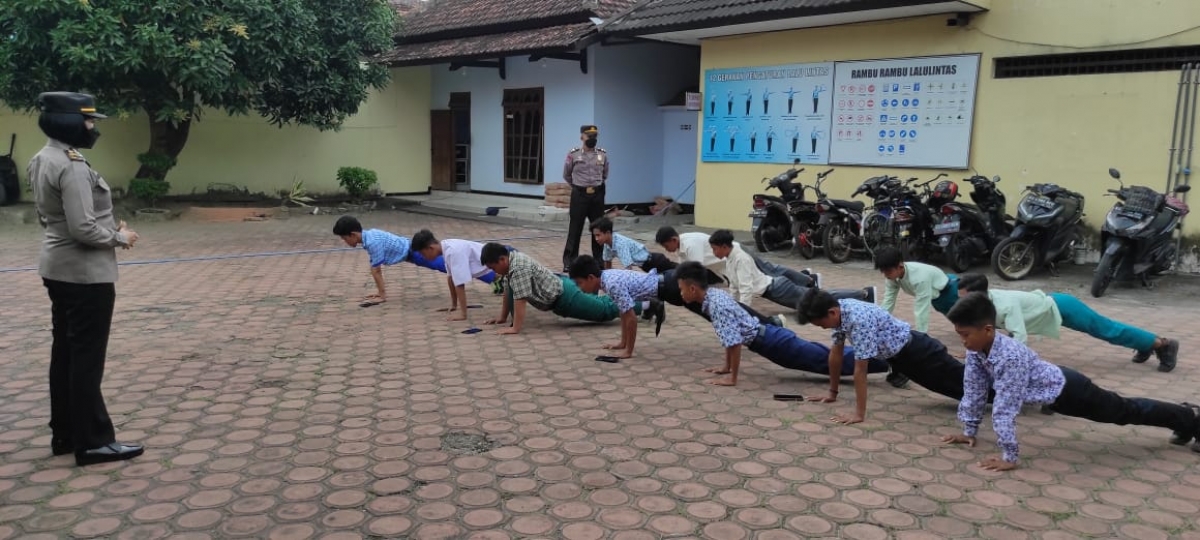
[773,393,805,401]
[462,328,483,334]
[594,356,620,363]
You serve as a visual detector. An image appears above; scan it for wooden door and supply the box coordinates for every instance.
[430,109,455,191]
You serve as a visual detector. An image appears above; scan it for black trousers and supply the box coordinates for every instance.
[563,184,605,269]
[1048,367,1196,434]
[640,253,676,274]
[44,279,117,450]
[657,269,777,326]
[890,331,995,402]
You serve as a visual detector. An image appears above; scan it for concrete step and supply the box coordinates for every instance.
[393,192,570,222]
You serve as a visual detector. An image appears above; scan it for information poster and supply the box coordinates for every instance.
[701,62,835,164]
[828,54,981,169]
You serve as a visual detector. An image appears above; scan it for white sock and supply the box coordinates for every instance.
[641,301,651,311]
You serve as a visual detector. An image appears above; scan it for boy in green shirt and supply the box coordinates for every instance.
[874,246,958,332]
[957,274,1179,372]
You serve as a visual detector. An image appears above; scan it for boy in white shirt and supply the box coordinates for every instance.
[708,230,875,314]
[655,226,818,287]
[412,229,494,322]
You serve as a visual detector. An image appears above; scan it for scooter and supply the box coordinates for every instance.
[1090,168,1191,298]
[855,175,904,255]
[931,175,1011,272]
[818,172,869,264]
[750,159,820,257]
[991,183,1086,281]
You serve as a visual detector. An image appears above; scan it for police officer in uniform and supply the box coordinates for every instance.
[30,92,144,466]
[562,124,609,270]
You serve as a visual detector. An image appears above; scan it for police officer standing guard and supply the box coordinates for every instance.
[562,124,609,271]
[30,92,144,466]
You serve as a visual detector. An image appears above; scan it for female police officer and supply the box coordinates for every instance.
[29,92,144,466]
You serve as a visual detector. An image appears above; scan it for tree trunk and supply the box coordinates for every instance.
[135,116,192,181]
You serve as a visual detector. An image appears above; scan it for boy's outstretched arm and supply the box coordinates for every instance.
[498,299,527,335]
[486,292,510,325]
[831,359,868,425]
[604,310,638,358]
[808,341,843,402]
[704,345,741,386]
[369,266,387,301]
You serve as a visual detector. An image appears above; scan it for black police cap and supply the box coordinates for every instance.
[37,92,107,119]
[580,125,598,135]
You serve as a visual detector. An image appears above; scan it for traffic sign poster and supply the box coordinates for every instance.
[828,54,981,169]
[701,62,835,164]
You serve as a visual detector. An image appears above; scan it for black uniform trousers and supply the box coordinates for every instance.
[1047,367,1197,435]
[889,331,995,402]
[44,279,117,450]
[563,184,606,270]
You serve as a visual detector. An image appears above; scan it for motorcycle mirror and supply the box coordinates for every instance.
[1108,168,1121,180]
[1175,184,1192,193]
[992,175,1001,183]
[793,158,801,166]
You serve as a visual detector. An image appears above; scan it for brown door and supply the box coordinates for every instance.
[430,109,455,191]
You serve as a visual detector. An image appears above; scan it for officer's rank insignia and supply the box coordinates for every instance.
[66,149,85,162]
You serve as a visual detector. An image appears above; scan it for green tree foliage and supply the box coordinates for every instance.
[0,0,397,181]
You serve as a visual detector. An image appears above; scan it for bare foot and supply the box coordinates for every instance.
[705,377,736,386]
[702,366,731,374]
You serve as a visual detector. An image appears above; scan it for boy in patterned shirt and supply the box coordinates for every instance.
[333,216,502,305]
[942,293,1200,471]
[480,243,641,335]
[568,255,667,359]
[799,289,991,424]
[674,262,890,387]
[589,217,675,273]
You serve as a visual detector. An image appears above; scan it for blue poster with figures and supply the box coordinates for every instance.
[701,62,835,164]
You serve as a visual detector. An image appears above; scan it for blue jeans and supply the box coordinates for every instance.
[748,325,890,375]
[1050,293,1156,352]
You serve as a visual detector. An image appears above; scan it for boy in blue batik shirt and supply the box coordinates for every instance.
[569,255,667,359]
[590,217,675,273]
[942,293,1200,471]
[333,215,501,304]
[672,262,890,388]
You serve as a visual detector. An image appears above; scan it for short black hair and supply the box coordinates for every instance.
[567,255,602,279]
[332,215,362,236]
[872,246,904,270]
[675,261,710,289]
[411,229,437,252]
[480,242,510,265]
[947,292,997,328]
[589,217,614,234]
[655,226,679,245]
[798,288,839,322]
[709,229,735,247]
[957,273,989,294]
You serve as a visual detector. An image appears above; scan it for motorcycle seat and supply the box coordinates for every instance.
[831,199,865,211]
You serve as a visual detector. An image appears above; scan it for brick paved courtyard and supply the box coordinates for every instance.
[1,209,1199,539]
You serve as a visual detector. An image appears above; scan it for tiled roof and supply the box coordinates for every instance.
[602,0,953,35]
[379,23,595,66]
[401,0,628,39]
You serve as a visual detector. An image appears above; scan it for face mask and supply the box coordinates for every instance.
[584,138,597,149]
[79,126,101,149]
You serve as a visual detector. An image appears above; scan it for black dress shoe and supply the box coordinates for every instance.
[51,438,73,457]
[1157,339,1179,373]
[1173,403,1200,446]
[75,443,144,466]
[886,370,910,388]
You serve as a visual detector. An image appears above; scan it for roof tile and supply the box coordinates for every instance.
[379,23,595,65]
[603,0,950,34]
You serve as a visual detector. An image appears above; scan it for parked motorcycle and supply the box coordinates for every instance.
[750,159,807,254]
[1090,168,1191,298]
[891,174,945,261]
[991,182,1086,281]
[813,171,869,264]
[931,175,1012,272]
[856,175,903,255]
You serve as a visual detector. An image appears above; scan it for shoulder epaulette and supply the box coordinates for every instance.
[65,149,86,162]
[596,148,607,153]
[569,147,581,153]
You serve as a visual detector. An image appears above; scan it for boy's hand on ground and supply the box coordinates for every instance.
[496,327,520,335]
[942,434,976,446]
[978,456,1017,471]
[701,366,731,374]
[445,314,467,322]
[433,306,455,312]
[954,350,967,359]
[603,342,625,350]
[831,413,864,425]
[484,318,507,325]
[705,376,736,387]
[806,393,837,403]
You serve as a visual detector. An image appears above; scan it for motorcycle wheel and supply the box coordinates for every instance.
[754,224,791,253]
[797,235,816,259]
[823,221,854,264]
[944,234,975,273]
[862,214,889,255]
[1091,250,1122,298]
[991,237,1039,281]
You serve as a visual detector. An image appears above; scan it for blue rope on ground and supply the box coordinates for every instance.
[0,234,562,274]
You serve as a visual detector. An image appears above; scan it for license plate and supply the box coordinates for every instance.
[1119,210,1144,220]
[899,229,910,237]
[749,211,766,218]
[1027,195,1055,209]
[933,221,961,235]
[939,235,951,247]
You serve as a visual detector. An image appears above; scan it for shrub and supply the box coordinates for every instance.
[337,166,378,199]
[127,178,171,207]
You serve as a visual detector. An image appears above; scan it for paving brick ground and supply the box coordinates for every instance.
[1,208,1199,539]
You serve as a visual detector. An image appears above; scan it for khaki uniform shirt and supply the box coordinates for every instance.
[563,147,608,188]
[30,139,129,284]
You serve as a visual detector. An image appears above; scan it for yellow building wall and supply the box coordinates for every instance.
[0,67,432,197]
[696,0,1200,234]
